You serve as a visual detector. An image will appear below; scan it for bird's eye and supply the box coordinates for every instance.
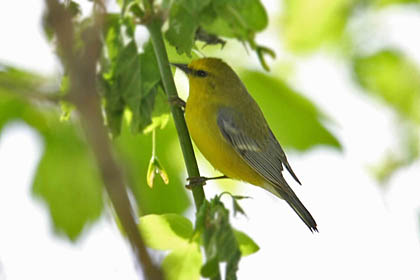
[196,70,207,77]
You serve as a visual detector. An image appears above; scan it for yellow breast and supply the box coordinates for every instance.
[185,95,265,187]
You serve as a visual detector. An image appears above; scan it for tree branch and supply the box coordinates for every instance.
[145,14,222,280]
[146,19,206,210]
[44,1,163,279]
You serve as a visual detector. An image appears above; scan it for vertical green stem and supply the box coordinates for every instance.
[146,19,206,210]
[146,13,221,280]
[151,128,156,158]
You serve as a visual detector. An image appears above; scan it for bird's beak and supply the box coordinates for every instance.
[171,63,192,75]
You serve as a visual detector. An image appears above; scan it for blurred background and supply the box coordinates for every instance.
[0,0,419,279]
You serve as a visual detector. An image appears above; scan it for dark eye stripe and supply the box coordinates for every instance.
[196,70,207,77]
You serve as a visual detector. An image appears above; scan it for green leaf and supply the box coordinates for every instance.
[102,77,124,136]
[132,40,164,132]
[166,40,199,64]
[370,123,420,184]
[33,123,104,241]
[165,0,211,55]
[281,0,354,52]
[138,85,170,134]
[197,196,242,280]
[220,192,250,217]
[127,2,145,19]
[374,0,420,7]
[136,87,157,132]
[139,214,193,250]
[0,69,45,132]
[234,230,259,256]
[143,86,170,133]
[162,243,202,280]
[114,40,143,126]
[102,37,165,135]
[59,100,75,121]
[200,10,237,38]
[103,13,124,63]
[165,0,268,60]
[200,257,219,278]
[138,40,162,97]
[353,49,420,123]
[0,65,53,100]
[0,66,104,242]
[232,197,247,217]
[201,0,268,40]
[102,39,139,136]
[240,70,341,150]
[67,1,82,18]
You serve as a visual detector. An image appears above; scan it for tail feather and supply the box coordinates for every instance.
[268,178,318,232]
[284,193,318,233]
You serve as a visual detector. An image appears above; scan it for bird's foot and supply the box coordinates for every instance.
[186,175,228,189]
[168,96,186,110]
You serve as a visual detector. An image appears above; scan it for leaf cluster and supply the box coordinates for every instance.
[138,194,258,280]
[278,0,420,182]
[165,0,267,53]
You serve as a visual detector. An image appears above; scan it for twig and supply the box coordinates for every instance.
[44,1,163,279]
[146,19,206,211]
[145,14,222,280]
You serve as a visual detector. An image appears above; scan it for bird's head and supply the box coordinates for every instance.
[172,58,242,96]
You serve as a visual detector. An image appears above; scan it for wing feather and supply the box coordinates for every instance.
[217,107,300,188]
[217,107,317,232]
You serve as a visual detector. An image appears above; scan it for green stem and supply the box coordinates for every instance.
[151,128,156,158]
[146,19,206,210]
[147,18,223,280]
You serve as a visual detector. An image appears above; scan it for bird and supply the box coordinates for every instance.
[172,58,318,232]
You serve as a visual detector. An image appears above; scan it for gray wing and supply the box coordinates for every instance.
[268,129,301,185]
[217,107,301,186]
[218,108,318,232]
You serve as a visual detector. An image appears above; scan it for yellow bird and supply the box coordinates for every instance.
[173,58,317,232]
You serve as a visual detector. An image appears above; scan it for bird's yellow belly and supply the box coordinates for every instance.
[185,103,264,187]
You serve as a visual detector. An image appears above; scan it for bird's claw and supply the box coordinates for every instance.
[186,176,208,189]
[168,96,186,110]
[185,175,228,189]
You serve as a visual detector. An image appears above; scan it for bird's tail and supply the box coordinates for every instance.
[284,192,318,233]
[268,179,318,232]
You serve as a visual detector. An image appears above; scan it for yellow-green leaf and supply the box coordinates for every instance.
[234,230,259,256]
[353,49,420,123]
[162,243,202,280]
[139,214,193,250]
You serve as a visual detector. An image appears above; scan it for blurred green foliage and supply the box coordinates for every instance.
[0,66,103,241]
[354,49,420,123]
[32,123,103,240]
[115,120,190,215]
[139,214,195,250]
[241,70,341,150]
[138,213,202,280]
[353,50,420,183]
[281,0,355,53]
[374,0,420,6]
[277,0,420,182]
[162,243,202,280]
[139,198,258,280]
